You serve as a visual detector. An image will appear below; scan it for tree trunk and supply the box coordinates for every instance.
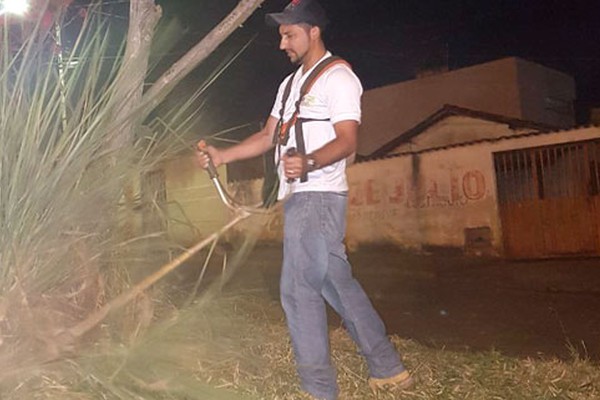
[108,0,162,151]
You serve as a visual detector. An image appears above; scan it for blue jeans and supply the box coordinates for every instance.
[281,192,406,400]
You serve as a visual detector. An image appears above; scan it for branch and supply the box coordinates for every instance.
[68,210,250,339]
[140,0,266,120]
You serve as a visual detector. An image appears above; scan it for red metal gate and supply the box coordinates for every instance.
[494,139,600,258]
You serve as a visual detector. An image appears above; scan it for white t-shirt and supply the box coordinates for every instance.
[270,52,363,199]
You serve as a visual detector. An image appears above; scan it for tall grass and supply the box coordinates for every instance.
[0,5,256,399]
[0,3,130,357]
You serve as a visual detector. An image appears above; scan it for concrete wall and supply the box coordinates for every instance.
[161,159,281,246]
[347,127,600,254]
[162,154,229,245]
[516,58,575,128]
[590,108,600,125]
[359,57,575,156]
[227,179,284,242]
[161,128,600,255]
[347,150,498,251]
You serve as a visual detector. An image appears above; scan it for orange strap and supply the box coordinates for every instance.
[276,56,352,145]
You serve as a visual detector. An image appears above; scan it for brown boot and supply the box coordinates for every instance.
[368,370,414,392]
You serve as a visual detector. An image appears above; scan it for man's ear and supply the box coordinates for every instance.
[309,25,321,40]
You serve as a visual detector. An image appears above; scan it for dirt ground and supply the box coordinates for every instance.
[227,244,600,362]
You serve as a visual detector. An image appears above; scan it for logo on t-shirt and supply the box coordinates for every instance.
[302,94,317,107]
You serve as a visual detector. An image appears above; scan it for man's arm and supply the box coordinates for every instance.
[197,115,279,168]
[309,120,357,166]
[282,119,357,180]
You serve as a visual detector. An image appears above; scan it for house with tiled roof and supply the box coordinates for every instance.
[346,104,600,258]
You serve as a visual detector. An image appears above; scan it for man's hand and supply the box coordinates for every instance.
[280,120,357,181]
[196,140,223,169]
[281,149,307,181]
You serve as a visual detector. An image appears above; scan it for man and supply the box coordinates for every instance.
[196,1,413,398]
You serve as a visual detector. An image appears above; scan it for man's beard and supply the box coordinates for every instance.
[287,50,305,65]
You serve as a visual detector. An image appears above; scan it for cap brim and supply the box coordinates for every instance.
[265,12,300,27]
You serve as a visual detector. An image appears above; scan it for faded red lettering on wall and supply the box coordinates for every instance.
[462,170,486,200]
[349,182,363,206]
[349,170,487,213]
[450,174,461,203]
[366,179,382,205]
[388,179,405,204]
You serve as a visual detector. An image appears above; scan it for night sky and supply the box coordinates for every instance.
[148,0,600,135]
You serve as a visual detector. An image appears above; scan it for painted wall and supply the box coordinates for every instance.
[346,150,497,251]
[161,128,600,256]
[162,154,229,245]
[359,57,575,156]
[227,179,284,242]
[347,127,600,253]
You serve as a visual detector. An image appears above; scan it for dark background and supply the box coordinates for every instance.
[103,0,600,137]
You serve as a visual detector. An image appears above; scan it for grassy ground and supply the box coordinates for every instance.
[192,290,600,400]
[3,285,597,400]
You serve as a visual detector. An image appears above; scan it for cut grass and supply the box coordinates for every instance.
[194,292,600,400]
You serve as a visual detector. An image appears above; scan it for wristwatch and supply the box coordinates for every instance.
[306,155,319,172]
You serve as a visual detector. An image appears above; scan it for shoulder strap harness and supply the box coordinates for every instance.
[274,55,351,182]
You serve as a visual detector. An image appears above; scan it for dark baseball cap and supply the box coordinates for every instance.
[265,0,329,28]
